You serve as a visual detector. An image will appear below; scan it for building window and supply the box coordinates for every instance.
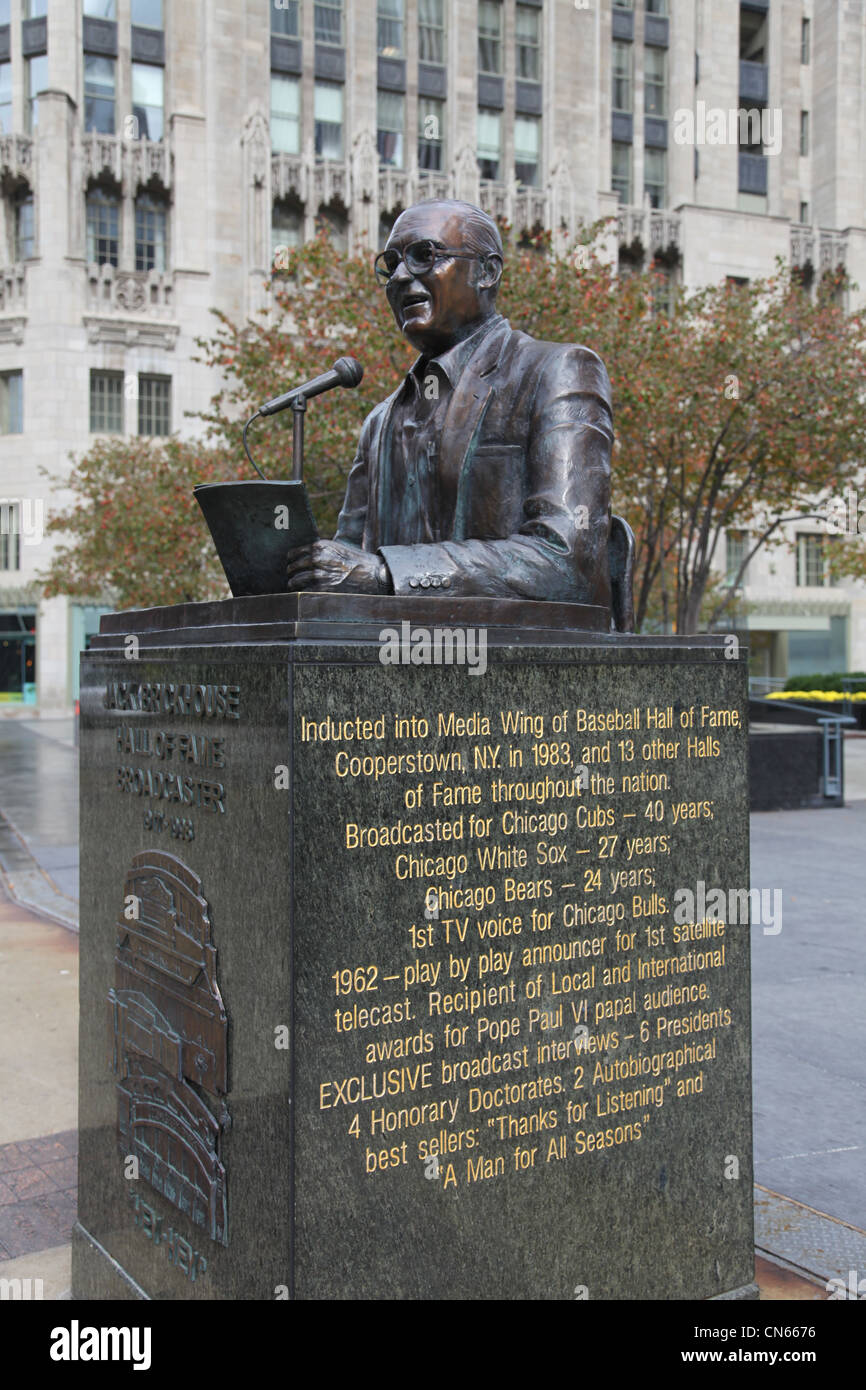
[418,96,445,170]
[651,270,674,319]
[14,195,35,260]
[612,0,633,7]
[477,108,501,181]
[478,0,502,76]
[419,0,445,64]
[84,56,116,135]
[377,0,403,58]
[25,0,48,15]
[796,534,827,587]
[801,17,810,65]
[725,531,748,587]
[90,371,124,434]
[514,115,540,187]
[0,372,23,434]
[645,0,667,12]
[132,0,163,26]
[800,111,809,156]
[740,5,767,64]
[611,142,631,202]
[612,41,632,114]
[644,147,666,207]
[135,194,167,271]
[271,74,300,154]
[138,375,171,436]
[272,200,303,261]
[132,64,164,142]
[84,0,116,16]
[316,1,343,46]
[644,46,666,117]
[317,203,348,253]
[86,191,120,266]
[0,503,21,571]
[377,89,403,168]
[515,4,540,82]
[799,200,809,224]
[0,62,11,136]
[314,81,343,159]
[26,55,48,134]
[271,0,299,37]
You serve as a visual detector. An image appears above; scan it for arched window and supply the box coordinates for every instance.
[135,192,168,271]
[86,189,121,266]
[272,198,303,266]
[317,201,348,254]
[378,208,401,247]
[13,191,35,261]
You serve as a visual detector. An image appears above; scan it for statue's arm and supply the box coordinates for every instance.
[379,346,614,606]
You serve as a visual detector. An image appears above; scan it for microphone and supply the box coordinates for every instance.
[258,356,364,417]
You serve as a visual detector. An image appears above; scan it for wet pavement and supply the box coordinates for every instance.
[0,713,78,929]
[750,799,866,1232]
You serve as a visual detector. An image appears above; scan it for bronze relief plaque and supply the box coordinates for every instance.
[108,850,230,1246]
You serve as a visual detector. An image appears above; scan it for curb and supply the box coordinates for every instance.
[754,1185,866,1294]
[0,811,79,933]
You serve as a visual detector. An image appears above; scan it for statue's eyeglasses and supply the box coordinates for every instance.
[374,239,481,285]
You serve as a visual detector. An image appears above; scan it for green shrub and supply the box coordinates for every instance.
[782,671,866,693]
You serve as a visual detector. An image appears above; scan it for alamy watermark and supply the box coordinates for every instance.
[823,486,866,537]
[673,880,782,936]
[673,103,782,157]
[0,1275,43,1300]
[826,1269,866,1299]
[379,622,488,676]
[49,1322,152,1370]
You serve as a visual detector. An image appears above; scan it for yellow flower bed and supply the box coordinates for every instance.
[766,691,866,702]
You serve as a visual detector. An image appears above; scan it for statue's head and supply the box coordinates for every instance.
[375,199,504,356]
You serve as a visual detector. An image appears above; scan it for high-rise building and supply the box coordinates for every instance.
[0,0,864,706]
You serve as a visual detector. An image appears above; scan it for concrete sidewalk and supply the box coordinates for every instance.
[750,799,866,1230]
[0,884,77,1294]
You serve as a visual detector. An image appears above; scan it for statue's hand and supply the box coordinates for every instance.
[286,539,386,594]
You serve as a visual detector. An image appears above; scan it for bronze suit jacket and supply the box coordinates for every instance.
[334,315,613,609]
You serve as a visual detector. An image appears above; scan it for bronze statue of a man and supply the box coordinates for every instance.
[286,198,613,612]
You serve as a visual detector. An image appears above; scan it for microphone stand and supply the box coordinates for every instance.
[199,361,365,594]
[242,393,307,482]
[291,396,306,482]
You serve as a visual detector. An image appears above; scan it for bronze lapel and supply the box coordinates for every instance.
[373,318,511,545]
[439,318,512,539]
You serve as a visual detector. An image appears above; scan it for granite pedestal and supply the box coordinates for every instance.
[73,595,755,1300]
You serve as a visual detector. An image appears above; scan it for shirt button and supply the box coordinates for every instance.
[431,576,441,588]
[409,577,419,589]
[421,577,431,588]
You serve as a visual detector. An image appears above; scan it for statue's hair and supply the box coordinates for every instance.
[393,200,504,262]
